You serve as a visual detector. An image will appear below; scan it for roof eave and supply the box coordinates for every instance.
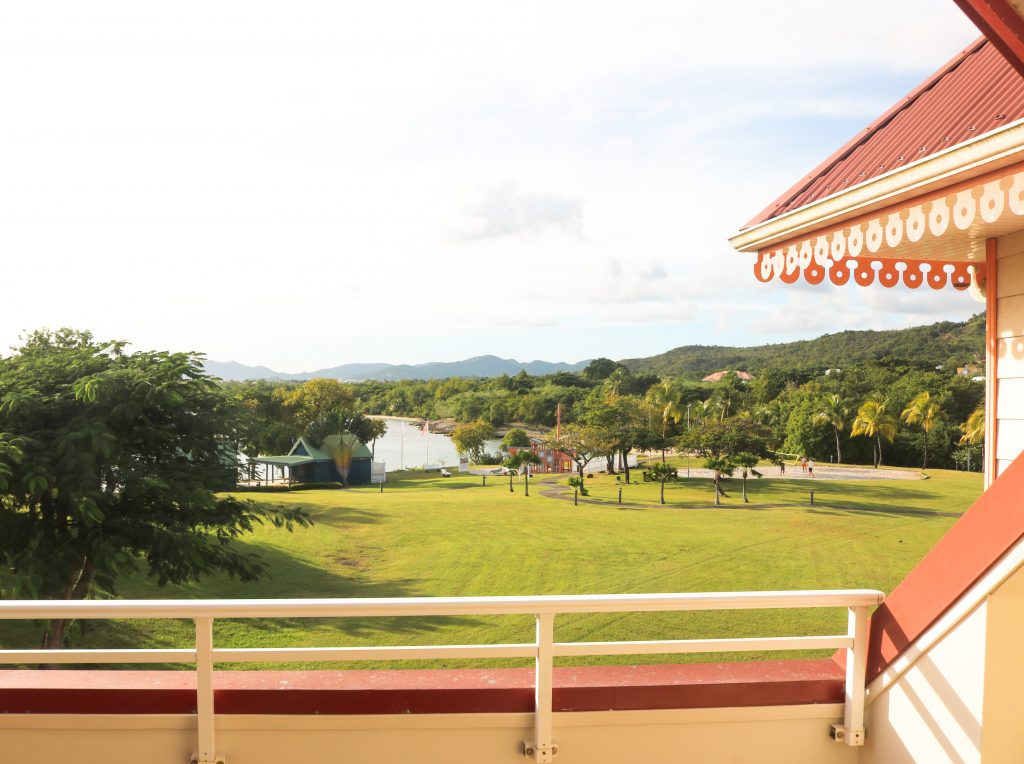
[954,0,1024,77]
[730,117,1024,253]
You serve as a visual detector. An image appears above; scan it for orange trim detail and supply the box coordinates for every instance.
[753,251,982,291]
[986,238,999,485]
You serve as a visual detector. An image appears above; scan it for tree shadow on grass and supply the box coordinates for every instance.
[35,538,494,663]
[242,494,389,528]
[722,480,964,519]
[807,502,955,519]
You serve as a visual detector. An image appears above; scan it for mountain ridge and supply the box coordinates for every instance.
[204,355,591,382]
[206,315,986,383]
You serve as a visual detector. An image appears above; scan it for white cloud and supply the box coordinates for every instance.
[456,180,583,241]
[0,1,983,367]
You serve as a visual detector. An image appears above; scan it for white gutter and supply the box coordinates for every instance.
[730,117,1024,253]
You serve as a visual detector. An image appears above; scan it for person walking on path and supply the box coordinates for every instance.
[808,458,815,478]
[800,457,808,474]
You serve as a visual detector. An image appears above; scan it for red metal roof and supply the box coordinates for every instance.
[744,37,1024,228]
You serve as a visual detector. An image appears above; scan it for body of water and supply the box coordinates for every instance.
[369,418,501,470]
[367,418,637,473]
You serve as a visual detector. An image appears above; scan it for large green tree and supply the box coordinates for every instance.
[451,419,496,462]
[678,417,769,460]
[0,330,310,648]
[583,393,657,482]
[500,428,533,452]
[544,424,610,491]
[306,410,382,449]
[281,378,355,432]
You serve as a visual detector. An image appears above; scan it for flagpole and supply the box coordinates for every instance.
[401,421,405,470]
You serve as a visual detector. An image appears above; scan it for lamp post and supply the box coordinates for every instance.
[686,403,692,478]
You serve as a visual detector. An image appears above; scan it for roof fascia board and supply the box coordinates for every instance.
[729,117,1024,253]
[954,0,1024,77]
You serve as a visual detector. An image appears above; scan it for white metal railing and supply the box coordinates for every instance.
[0,590,884,762]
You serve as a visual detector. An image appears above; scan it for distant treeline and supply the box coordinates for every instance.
[620,314,985,379]
[224,314,987,471]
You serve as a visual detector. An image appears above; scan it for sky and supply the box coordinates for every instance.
[0,1,985,372]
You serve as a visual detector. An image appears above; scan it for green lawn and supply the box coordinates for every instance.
[0,464,982,669]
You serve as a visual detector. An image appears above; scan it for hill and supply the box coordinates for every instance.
[204,355,590,382]
[620,315,985,378]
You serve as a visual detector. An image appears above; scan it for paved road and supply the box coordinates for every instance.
[673,465,926,481]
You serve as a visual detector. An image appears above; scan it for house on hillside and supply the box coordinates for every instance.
[701,370,754,382]
[255,433,374,485]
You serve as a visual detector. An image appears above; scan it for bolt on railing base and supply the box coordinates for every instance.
[190,754,226,764]
[830,723,865,746]
[522,740,557,762]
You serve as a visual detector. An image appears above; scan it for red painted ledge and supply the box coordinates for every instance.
[0,659,843,715]
[861,452,1024,682]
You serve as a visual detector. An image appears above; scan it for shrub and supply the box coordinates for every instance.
[567,475,588,496]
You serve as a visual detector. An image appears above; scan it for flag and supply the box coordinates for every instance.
[421,420,429,436]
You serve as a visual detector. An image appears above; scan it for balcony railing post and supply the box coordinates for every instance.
[832,605,868,746]
[192,617,223,764]
[525,612,556,762]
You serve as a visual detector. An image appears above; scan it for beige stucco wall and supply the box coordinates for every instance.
[861,556,1024,764]
[861,603,987,764]
[0,705,859,764]
[996,231,1024,478]
[979,563,1024,762]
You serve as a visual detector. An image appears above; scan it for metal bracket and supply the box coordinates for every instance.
[830,723,865,746]
[190,754,226,764]
[522,740,558,762]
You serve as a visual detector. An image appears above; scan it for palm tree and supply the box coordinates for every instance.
[718,393,732,421]
[602,368,630,397]
[851,395,898,468]
[704,456,736,506]
[900,391,943,470]
[697,397,721,424]
[959,404,985,445]
[645,381,683,462]
[648,461,677,504]
[734,452,761,503]
[813,394,849,464]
